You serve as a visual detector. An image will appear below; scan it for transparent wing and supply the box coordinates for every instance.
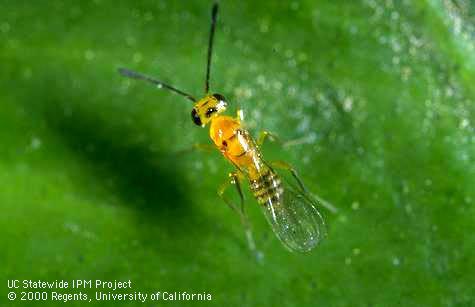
[260,181,326,252]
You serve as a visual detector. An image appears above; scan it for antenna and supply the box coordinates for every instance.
[118,68,197,102]
[204,3,219,94]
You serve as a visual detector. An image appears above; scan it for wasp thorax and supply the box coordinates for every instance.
[191,93,228,126]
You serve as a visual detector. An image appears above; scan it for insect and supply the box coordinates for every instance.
[119,3,331,253]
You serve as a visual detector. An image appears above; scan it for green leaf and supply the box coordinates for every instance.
[1,1,474,306]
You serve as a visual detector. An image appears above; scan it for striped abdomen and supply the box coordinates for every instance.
[249,169,284,206]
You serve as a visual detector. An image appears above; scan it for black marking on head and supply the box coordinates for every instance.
[222,140,228,146]
[205,107,218,117]
[212,93,226,102]
[191,108,202,126]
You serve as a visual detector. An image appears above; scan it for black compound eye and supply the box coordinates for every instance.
[191,108,202,126]
[212,93,226,102]
[205,107,217,117]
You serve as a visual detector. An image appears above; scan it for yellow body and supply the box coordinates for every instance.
[194,94,290,213]
[193,94,266,181]
[209,115,264,180]
[119,3,326,253]
[200,98,324,253]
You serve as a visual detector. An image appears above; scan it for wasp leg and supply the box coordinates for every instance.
[257,130,311,148]
[174,143,216,155]
[218,172,262,259]
[236,109,245,123]
[269,160,338,214]
[257,130,282,146]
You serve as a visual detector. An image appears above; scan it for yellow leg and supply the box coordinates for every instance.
[257,130,282,146]
[270,161,338,214]
[218,172,262,260]
[236,109,244,123]
[257,130,312,148]
[174,143,216,155]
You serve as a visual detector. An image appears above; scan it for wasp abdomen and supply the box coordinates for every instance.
[250,170,284,206]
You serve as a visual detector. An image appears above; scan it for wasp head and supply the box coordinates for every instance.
[191,93,227,127]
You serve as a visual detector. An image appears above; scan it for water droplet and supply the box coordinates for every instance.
[234,86,252,99]
[0,22,10,33]
[287,86,297,96]
[84,49,95,61]
[64,222,80,234]
[272,80,283,91]
[259,19,269,33]
[401,66,412,81]
[338,215,348,223]
[460,118,469,129]
[126,36,136,46]
[284,49,294,58]
[194,161,203,170]
[132,52,142,63]
[390,11,399,21]
[22,68,32,80]
[343,96,353,112]
[30,137,42,150]
[256,75,266,86]
[445,87,454,97]
[144,11,154,22]
[392,56,400,65]
[392,257,400,266]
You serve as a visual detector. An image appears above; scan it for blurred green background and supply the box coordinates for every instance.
[1,0,474,306]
